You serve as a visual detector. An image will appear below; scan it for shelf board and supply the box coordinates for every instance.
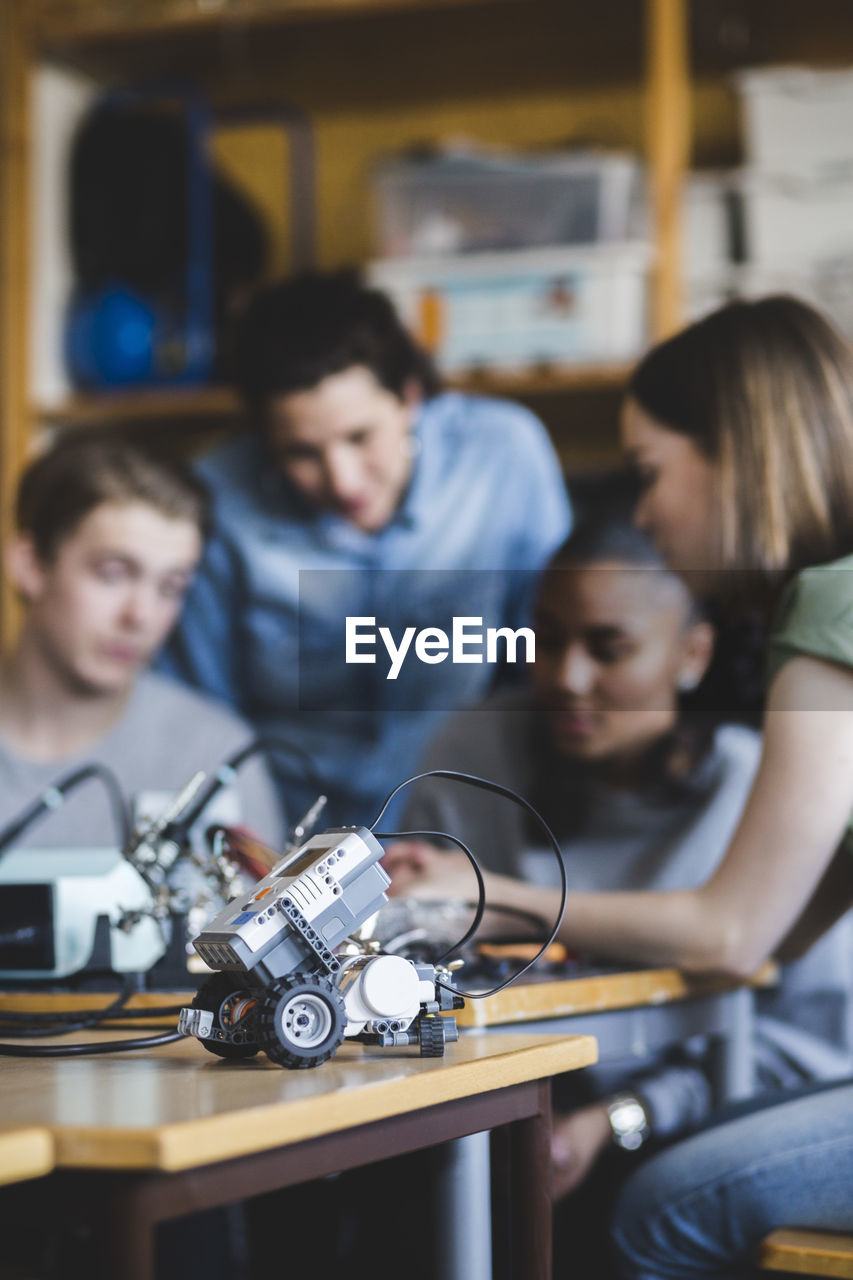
[451,363,632,398]
[35,364,631,427]
[34,0,642,90]
[35,0,511,50]
[36,385,242,426]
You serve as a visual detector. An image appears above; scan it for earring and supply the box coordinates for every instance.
[677,672,699,692]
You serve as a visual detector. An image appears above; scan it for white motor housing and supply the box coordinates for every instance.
[341,953,436,1035]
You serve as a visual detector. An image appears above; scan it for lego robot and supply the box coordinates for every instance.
[179,826,462,1068]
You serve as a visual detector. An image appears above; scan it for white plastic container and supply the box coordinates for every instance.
[735,66,853,184]
[683,171,739,276]
[737,172,853,268]
[684,269,740,323]
[30,65,97,408]
[372,149,644,258]
[369,243,651,373]
[733,259,853,339]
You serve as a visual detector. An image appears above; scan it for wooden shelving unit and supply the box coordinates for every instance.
[0,1,32,629]
[0,0,689,638]
[35,361,634,428]
[37,385,243,428]
[9,0,853,636]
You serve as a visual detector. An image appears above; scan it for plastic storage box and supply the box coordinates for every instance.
[373,149,644,257]
[684,271,737,324]
[685,260,853,340]
[369,242,651,374]
[736,66,853,184]
[683,171,741,276]
[736,173,853,267]
[735,260,853,339]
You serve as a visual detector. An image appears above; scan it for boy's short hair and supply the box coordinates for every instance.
[233,268,441,419]
[16,432,210,562]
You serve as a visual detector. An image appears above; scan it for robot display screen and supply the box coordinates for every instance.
[275,846,335,881]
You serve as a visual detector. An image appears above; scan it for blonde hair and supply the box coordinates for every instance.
[629,296,853,581]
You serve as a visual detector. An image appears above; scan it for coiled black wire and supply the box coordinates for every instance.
[371,768,569,1000]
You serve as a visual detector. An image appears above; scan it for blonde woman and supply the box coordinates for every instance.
[390,297,853,1275]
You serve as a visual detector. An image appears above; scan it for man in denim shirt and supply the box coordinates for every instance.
[160,271,571,829]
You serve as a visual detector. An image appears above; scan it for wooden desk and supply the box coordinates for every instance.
[0,1028,596,1280]
[458,963,777,1104]
[0,960,774,1115]
[0,1126,53,1187]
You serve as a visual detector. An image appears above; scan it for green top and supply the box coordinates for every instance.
[767,553,853,685]
[767,551,853,856]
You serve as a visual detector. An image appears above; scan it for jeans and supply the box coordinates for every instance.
[611,1080,853,1279]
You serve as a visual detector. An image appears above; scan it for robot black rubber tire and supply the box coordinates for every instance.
[417,1012,447,1058]
[192,970,261,1059]
[258,972,347,1068]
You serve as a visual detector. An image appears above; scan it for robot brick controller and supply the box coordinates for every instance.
[179,826,462,1068]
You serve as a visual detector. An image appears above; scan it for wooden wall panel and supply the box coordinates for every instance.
[0,1,33,644]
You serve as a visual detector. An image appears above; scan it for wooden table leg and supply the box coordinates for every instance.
[492,1079,553,1280]
[511,1079,553,1280]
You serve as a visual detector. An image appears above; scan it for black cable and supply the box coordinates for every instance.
[0,977,135,1038]
[164,734,324,840]
[462,900,551,936]
[0,970,193,1056]
[0,1000,186,1026]
[370,769,569,1000]
[73,1002,187,1019]
[0,762,132,860]
[0,1030,184,1057]
[373,830,486,963]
